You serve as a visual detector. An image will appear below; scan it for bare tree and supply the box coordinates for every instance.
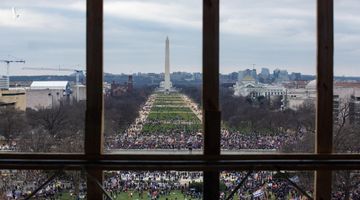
[19,100,86,153]
[27,103,70,138]
[332,100,360,199]
[333,170,360,200]
[283,99,360,199]
[333,100,360,153]
[0,107,26,143]
[17,128,55,152]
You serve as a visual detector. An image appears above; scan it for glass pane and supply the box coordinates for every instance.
[220,0,316,154]
[333,0,360,153]
[104,171,203,199]
[0,0,86,153]
[0,170,86,199]
[220,171,314,199]
[103,0,203,154]
[332,171,360,199]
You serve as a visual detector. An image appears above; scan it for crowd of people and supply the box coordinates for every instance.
[220,130,295,150]
[0,143,16,152]
[108,130,298,152]
[0,170,86,200]
[104,171,202,199]
[107,128,299,152]
[1,170,202,200]
[332,188,360,200]
[111,131,202,150]
[220,171,312,200]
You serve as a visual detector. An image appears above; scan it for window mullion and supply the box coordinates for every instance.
[85,0,104,199]
[315,0,334,199]
[203,0,220,199]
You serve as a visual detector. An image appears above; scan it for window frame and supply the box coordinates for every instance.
[0,0,359,199]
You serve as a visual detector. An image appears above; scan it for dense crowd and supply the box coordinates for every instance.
[104,171,202,199]
[332,188,360,200]
[111,131,202,150]
[1,171,202,200]
[107,128,298,152]
[1,170,359,199]
[0,171,85,200]
[0,143,16,152]
[220,171,312,200]
[220,130,294,150]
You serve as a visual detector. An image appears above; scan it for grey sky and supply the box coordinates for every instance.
[0,0,359,76]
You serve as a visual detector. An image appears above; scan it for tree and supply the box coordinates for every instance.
[18,100,85,153]
[333,100,360,153]
[17,128,55,152]
[282,99,360,199]
[104,86,152,138]
[333,170,360,200]
[26,102,70,138]
[331,100,360,200]
[0,107,26,143]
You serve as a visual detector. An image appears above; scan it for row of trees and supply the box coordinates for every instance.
[0,101,85,152]
[181,85,360,152]
[0,86,153,152]
[104,86,153,138]
[221,88,315,137]
[180,85,315,137]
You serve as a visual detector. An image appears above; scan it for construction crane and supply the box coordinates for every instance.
[0,58,25,89]
[22,67,85,101]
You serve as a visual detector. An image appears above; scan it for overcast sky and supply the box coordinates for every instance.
[0,0,359,76]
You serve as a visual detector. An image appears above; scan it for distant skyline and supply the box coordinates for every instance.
[0,0,359,76]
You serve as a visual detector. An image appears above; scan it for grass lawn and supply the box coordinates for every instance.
[142,123,201,133]
[153,101,185,106]
[147,112,200,121]
[151,106,193,112]
[142,92,201,133]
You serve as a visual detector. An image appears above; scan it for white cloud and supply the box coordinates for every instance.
[104,0,201,29]
[0,0,85,10]
[220,0,315,40]
[0,8,81,30]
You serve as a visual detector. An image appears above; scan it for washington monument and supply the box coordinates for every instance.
[160,36,172,92]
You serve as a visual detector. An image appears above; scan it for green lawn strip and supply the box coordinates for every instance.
[147,112,199,121]
[155,99,184,102]
[143,92,202,132]
[153,101,185,105]
[153,104,186,107]
[142,123,201,133]
[151,107,193,112]
[154,99,184,101]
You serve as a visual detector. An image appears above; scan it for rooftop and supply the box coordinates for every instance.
[30,81,69,90]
